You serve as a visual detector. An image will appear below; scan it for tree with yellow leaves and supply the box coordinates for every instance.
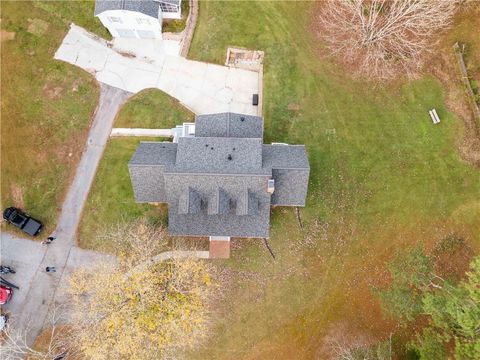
[67,222,214,360]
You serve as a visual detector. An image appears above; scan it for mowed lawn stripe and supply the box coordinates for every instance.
[1,1,102,238]
[186,2,480,359]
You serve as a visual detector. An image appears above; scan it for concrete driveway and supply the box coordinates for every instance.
[0,233,45,317]
[55,24,260,116]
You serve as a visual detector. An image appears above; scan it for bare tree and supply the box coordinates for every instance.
[318,0,458,80]
[328,335,393,360]
[0,305,70,360]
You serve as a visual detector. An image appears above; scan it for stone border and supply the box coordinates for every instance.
[180,0,198,58]
[225,47,264,72]
[453,42,480,124]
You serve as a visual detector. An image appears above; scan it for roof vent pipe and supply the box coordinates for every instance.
[267,179,275,194]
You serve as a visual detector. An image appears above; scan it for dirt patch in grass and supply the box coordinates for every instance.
[27,18,48,36]
[10,184,24,208]
[43,82,64,99]
[0,30,15,41]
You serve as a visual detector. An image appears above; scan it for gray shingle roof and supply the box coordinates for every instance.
[128,166,168,203]
[262,144,310,169]
[271,168,309,206]
[164,174,271,238]
[129,142,177,166]
[195,113,263,139]
[94,0,171,18]
[207,188,230,215]
[262,145,309,206]
[173,137,265,175]
[128,113,309,238]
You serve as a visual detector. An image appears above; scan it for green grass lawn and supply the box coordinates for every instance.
[114,89,194,128]
[77,138,168,252]
[78,89,195,250]
[72,1,478,358]
[185,2,480,359]
[0,1,102,237]
[162,0,190,33]
[33,0,110,39]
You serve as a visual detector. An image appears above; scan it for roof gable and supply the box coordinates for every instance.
[172,137,264,175]
[195,113,263,139]
[129,142,177,166]
[95,0,164,18]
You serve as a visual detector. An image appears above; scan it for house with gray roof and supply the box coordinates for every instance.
[95,0,182,39]
[128,112,309,257]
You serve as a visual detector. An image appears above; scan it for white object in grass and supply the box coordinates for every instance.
[429,109,441,124]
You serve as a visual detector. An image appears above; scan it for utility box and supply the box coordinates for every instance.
[252,94,259,106]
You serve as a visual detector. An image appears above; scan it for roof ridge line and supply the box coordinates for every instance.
[226,113,230,137]
[164,172,271,176]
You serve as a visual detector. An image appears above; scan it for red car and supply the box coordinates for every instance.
[0,285,12,305]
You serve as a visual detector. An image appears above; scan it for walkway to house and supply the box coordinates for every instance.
[2,84,132,346]
[110,128,173,137]
[55,24,260,116]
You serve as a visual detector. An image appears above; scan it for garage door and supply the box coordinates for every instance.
[136,30,156,39]
[116,28,136,38]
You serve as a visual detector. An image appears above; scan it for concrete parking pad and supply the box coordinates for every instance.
[0,233,114,326]
[55,24,260,116]
[0,233,45,320]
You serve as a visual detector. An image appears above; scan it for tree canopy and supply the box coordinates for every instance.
[376,247,480,359]
[67,223,215,360]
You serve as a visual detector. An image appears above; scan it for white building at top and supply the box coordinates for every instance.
[94,0,182,39]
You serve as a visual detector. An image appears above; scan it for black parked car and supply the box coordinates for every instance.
[3,207,43,236]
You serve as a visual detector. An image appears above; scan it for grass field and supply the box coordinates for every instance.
[69,1,479,357]
[184,2,480,359]
[0,1,103,237]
